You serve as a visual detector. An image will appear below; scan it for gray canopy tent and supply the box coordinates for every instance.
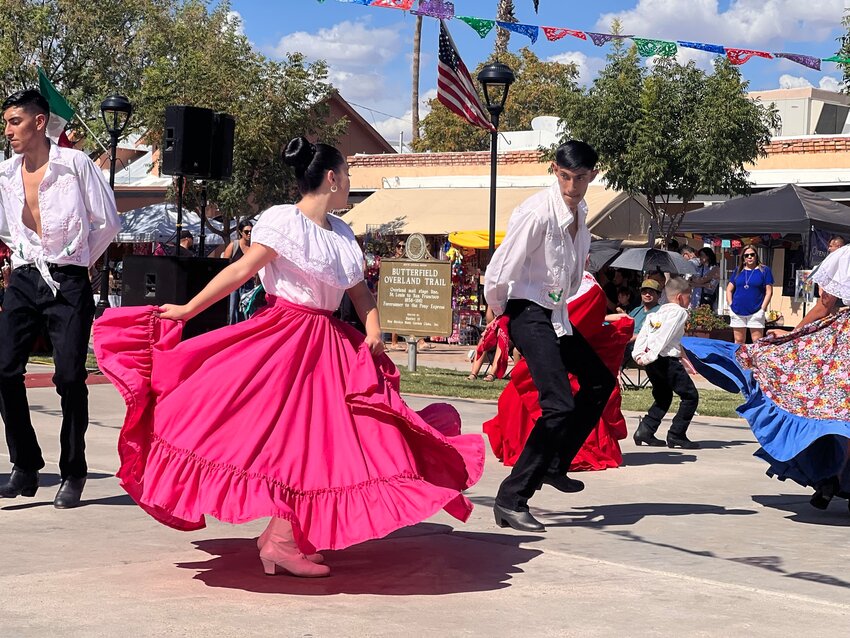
[678,184,850,265]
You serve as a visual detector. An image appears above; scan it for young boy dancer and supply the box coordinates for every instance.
[632,277,700,450]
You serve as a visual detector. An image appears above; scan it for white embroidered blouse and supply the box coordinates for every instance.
[251,205,364,311]
[0,142,120,293]
[811,244,850,305]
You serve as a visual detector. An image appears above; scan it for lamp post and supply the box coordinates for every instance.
[477,62,515,258]
[95,94,133,318]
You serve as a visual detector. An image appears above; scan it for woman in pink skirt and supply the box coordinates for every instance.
[94,137,484,578]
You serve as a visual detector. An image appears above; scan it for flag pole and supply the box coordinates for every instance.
[73,114,111,157]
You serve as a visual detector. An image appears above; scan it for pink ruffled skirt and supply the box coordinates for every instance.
[93,297,485,553]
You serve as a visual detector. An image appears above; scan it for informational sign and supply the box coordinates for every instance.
[377,259,453,337]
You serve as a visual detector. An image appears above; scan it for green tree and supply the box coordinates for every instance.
[0,0,168,149]
[136,1,344,229]
[413,48,578,152]
[0,0,345,237]
[838,8,850,92]
[558,46,778,246]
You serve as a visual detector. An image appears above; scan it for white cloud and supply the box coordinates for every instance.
[596,0,844,49]
[368,88,438,147]
[819,76,842,92]
[776,74,845,92]
[268,19,402,70]
[547,51,606,87]
[266,19,409,131]
[225,10,245,37]
[778,74,813,89]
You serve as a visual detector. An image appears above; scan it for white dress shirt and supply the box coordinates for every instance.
[484,182,591,337]
[632,303,689,366]
[0,141,120,294]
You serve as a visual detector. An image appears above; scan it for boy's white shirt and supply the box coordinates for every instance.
[632,302,689,366]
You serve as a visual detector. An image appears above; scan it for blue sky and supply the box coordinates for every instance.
[227,1,847,143]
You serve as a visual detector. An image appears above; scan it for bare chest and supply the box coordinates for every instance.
[21,165,47,237]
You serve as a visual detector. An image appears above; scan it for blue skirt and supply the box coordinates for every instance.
[682,311,850,492]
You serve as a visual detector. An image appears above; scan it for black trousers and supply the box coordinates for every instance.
[496,300,615,511]
[640,356,699,437]
[0,265,94,478]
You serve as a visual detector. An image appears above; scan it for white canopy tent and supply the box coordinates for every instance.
[117,203,228,245]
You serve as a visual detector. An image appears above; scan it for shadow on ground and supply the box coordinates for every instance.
[176,522,543,595]
[544,502,757,527]
[753,494,850,527]
[608,528,850,591]
[621,451,697,466]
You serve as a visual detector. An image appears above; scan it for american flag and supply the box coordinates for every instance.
[437,20,495,132]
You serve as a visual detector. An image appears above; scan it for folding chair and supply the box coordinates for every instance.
[619,364,651,390]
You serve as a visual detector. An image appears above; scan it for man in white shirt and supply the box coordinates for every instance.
[632,277,700,449]
[485,141,615,532]
[0,89,120,508]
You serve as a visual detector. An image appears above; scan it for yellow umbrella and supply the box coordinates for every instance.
[448,230,506,249]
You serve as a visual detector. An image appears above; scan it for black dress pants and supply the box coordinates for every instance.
[0,265,94,478]
[496,300,615,511]
[640,356,698,436]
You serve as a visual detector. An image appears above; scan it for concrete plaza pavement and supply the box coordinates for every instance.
[2,373,850,637]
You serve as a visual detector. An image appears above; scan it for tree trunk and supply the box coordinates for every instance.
[411,15,422,144]
[494,0,516,55]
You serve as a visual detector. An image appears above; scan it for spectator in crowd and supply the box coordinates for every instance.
[727,246,773,344]
[623,278,662,365]
[828,235,846,254]
[690,247,720,310]
[615,286,637,314]
[222,219,255,324]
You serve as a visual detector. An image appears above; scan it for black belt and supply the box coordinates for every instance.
[15,263,88,276]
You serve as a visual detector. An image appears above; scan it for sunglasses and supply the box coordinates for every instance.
[743,253,756,258]
[243,230,252,235]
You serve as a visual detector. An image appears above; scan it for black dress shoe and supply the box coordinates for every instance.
[0,467,39,498]
[666,434,700,449]
[493,504,546,532]
[634,426,666,447]
[542,474,585,493]
[54,477,86,509]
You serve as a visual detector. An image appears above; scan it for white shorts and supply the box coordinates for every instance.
[729,309,765,329]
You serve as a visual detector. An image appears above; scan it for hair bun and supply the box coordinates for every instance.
[283,136,317,173]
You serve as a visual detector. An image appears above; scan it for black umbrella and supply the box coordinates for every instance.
[610,248,697,275]
[587,239,623,273]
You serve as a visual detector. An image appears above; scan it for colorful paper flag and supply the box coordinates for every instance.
[725,48,773,65]
[412,0,454,19]
[457,16,495,39]
[541,26,586,42]
[496,21,539,44]
[632,38,678,58]
[370,0,414,9]
[773,52,821,70]
[677,41,725,55]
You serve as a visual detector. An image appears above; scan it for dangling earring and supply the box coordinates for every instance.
[330,185,338,193]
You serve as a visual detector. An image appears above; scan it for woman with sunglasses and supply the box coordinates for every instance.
[222,219,255,323]
[726,246,774,344]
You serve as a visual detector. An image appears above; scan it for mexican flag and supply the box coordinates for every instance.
[37,67,75,148]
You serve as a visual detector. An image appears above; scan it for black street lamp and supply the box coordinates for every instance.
[95,94,133,318]
[477,62,515,257]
